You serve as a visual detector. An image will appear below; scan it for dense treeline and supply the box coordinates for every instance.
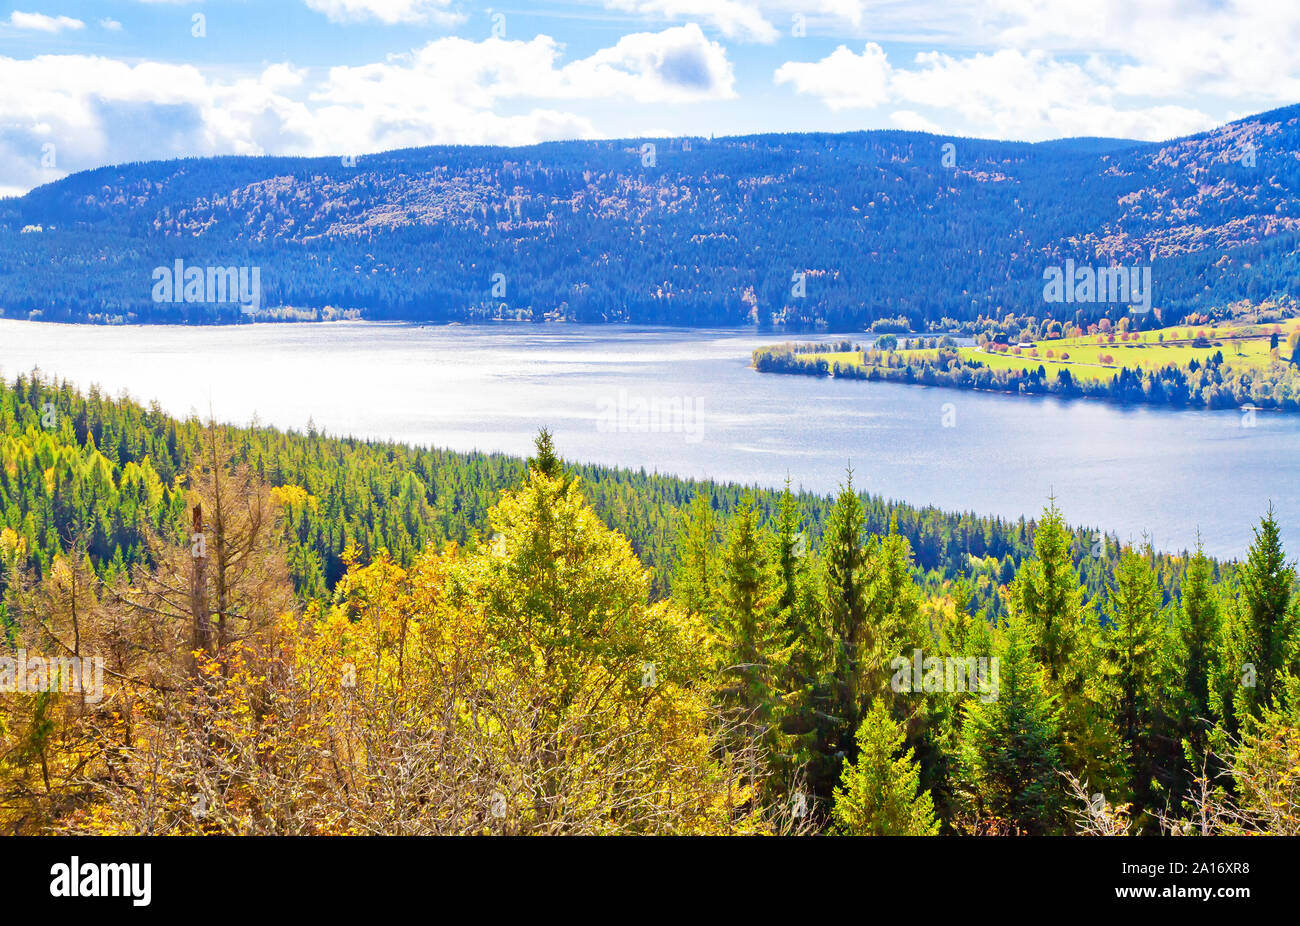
[755,343,1300,410]
[668,474,1300,834]
[3,372,1201,625]
[0,413,1295,835]
[4,104,1300,328]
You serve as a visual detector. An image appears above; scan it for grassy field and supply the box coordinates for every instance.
[830,319,1300,382]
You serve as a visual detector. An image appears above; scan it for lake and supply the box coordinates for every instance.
[0,318,1294,560]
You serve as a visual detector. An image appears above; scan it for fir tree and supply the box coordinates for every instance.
[1098,546,1168,814]
[957,618,1064,834]
[1009,502,1124,799]
[862,519,926,702]
[671,493,719,619]
[1218,508,1300,728]
[771,479,802,619]
[1011,501,1086,682]
[821,472,870,749]
[715,496,789,742]
[832,699,939,836]
[1177,539,1220,739]
[526,428,563,480]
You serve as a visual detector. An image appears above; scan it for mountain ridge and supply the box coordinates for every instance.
[3,104,1298,327]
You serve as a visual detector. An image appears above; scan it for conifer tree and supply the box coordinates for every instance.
[771,479,803,620]
[862,519,926,701]
[1218,508,1300,728]
[766,482,827,802]
[821,472,869,733]
[957,618,1064,834]
[1180,542,1220,712]
[1008,502,1124,798]
[527,428,564,481]
[715,496,789,746]
[1176,539,1219,746]
[671,493,719,619]
[1011,502,1085,682]
[832,699,938,836]
[1098,546,1168,813]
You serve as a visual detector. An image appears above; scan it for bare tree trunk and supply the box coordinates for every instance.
[190,504,212,671]
[207,428,231,653]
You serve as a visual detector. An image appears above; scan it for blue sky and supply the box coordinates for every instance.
[2,0,1298,196]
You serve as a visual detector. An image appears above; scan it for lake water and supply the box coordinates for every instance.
[0,319,1295,560]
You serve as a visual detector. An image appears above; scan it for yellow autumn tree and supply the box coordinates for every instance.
[61,463,776,835]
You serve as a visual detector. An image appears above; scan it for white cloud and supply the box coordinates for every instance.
[595,0,879,43]
[559,25,736,102]
[813,0,867,28]
[321,26,735,110]
[889,110,943,134]
[9,11,85,32]
[100,18,123,31]
[774,42,890,110]
[0,26,734,194]
[975,0,1300,103]
[757,0,1300,107]
[604,0,779,43]
[776,42,1219,142]
[303,0,463,26]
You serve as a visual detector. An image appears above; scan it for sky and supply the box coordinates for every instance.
[2,0,1298,197]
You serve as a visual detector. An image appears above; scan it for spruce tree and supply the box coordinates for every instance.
[1011,502,1085,682]
[716,496,789,742]
[771,479,802,619]
[821,472,869,744]
[1219,508,1300,728]
[767,482,828,802]
[957,618,1064,834]
[671,493,719,619]
[526,428,564,480]
[832,699,939,836]
[863,519,926,699]
[1098,546,1168,814]
[1177,540,1220,738]
[1009,501,1124,799]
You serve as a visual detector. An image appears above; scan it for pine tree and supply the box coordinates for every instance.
[1098,546,1167,813]
[821,472,869,734]
[1011,502,1085,682]
[715,496,789,743]
[1218,508,1300,728]
[766,482,827,803]
[832,699,938,836]
[526,428,563,480]
[1177,540,1219,739]
[862,519,926,702]
[957,618,1064,834]
[771,479,802,619]
[671,493,719,619]
[1008,501,1124,799]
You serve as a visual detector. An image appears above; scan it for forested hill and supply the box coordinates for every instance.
[0,372,1204,624]
[3,104,1300,327]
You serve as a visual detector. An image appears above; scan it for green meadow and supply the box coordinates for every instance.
[847,319,1300,383]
